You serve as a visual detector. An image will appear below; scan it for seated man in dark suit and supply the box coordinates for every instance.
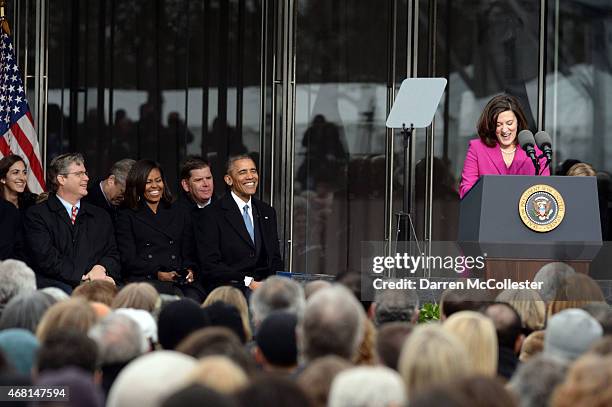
[24,153,120,293]
[0,198,21,260]
[194,154,283,292]
[83,158,135,221]
[177,156,215,214]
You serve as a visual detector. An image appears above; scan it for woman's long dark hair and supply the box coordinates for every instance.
[477,94,529,147]
[123,159,173,210]
[0,154,28,195]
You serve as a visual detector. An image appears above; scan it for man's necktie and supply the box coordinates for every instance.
[243,204,254,243]
[71,206,78,225]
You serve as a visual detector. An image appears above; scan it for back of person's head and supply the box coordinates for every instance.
[36,367,105,407]
[202,302,246,343]
[533,262,575,303]
[107,351,197,407]
[336,272,371,312]
[508,354,567,407]
[566,162,596,177]
[72,280,118,306]
[328,366,406,407]
[186,355,248,394]
[589,335,612,356]
[203,287,251,341]
[0,328,39,375]
[255,311,298,368]
[304,280,332,300]
[176,327,254,375]
[375,322,413,371]
[0,259,36,305]
[36,297,97,342]
[544,308,602,362]
[0,291,56,333]
[519,330,545,362]
[444,375,517,407]
[161,384,238,407]
[111,283,160,313]
[39,287,70,302]
[236,374,313,407]
[496,289,545,332]
[398,324,470,397]
[250,276,305,326]
[158,299,209,350]
[547,273,605,317]
[550,354,612,407]
[443,311,498,376]
[439,288,481,319]
[484,302,523,349]
[297,356,352,407]
[582,302,612,334]
[373,287,419,326]
[299,285,365,363]
[36,329,98,374]
[114,308,158,351]
[89,313,144,365]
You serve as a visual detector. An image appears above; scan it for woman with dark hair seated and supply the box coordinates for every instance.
[0,154,38,210]
[115,159,205,302]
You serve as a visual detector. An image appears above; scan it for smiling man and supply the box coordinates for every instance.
[24,153,120,293]
[177,157,215,214]
[194,154,283,292]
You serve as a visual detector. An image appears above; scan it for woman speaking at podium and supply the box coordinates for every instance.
[459,94,549,198]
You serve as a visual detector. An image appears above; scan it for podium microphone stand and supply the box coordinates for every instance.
[386,78,447,244]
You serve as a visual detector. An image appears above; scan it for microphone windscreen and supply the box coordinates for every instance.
[534,131,552,148]
[517,130,535,149]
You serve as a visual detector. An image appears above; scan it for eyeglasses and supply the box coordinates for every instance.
[61,171,89,178]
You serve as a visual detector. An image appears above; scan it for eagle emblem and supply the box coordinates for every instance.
[532,197,553,221]
[518,185,565,232]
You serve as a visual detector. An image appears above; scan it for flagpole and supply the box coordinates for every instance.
[0,0,10,35]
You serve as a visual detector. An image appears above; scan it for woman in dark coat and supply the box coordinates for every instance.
[115,159,205,301]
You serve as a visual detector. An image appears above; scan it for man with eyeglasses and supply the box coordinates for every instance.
[83,158,136,221]
[24,153,120,293]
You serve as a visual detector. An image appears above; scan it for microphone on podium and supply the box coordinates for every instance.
[534,131,553,173]
[518,130,540,176]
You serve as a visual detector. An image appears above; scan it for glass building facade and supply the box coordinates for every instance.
[9,0,612,274]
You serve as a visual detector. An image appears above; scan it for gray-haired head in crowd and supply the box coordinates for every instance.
[373,286,419,326]
[0,259,36,309]
[328,366,407,407]
[250,276,305,326]
[89,313,144,365]
[508,354,568,407]
[0,291,56,333]
[533,262,575,303]
[298,284,365,364]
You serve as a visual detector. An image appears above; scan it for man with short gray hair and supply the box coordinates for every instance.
[250,276,305,326]
[298,284,365,364]
[508,355,568,407]
[0,259,36,315]
[84,158,136,221]
[24,153,120,293]
[373,286,419,326]
[89,312,144,394]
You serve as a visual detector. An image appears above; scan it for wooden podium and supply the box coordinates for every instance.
[458,175,602,281]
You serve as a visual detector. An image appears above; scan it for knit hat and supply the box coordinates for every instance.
[255,311,297,367]
[158,299,209,350]
[0,328,39,375]
[544,308,603,361]
[37,367,104,407]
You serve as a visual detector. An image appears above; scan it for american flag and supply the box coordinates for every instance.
[0,31,45,193]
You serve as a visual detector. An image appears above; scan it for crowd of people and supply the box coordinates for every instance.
[0,258,609,406]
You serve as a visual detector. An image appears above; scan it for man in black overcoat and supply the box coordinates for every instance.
[24,153,120,293]
[194,154,283,292]
[83,158,135,222]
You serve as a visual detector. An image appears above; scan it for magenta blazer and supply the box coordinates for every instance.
[459,138,550,199]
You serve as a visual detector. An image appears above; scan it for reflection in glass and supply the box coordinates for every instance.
[293,1,388,275]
